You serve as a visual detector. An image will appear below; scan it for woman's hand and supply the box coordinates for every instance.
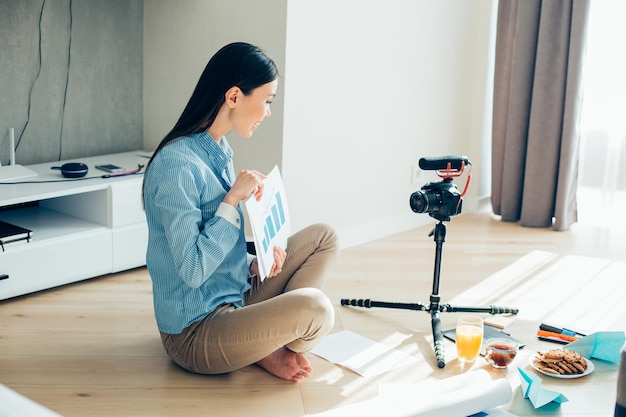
[249,257,260,277]
[267,246,286,278]
[249,246,286,279]
[223,170,266,207]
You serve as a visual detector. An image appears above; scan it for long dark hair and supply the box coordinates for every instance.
[143,42,278,201]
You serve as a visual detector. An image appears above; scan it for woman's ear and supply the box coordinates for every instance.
[225,86,241,108]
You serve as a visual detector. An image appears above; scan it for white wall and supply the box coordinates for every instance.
[143,0,497,249]
[283,0,496,247]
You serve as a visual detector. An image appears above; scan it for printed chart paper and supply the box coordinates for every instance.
[244,165,291,279]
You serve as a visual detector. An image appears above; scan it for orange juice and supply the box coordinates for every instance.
[456,324,483,362]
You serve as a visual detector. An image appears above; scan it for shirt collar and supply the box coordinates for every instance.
[193,131,233,172]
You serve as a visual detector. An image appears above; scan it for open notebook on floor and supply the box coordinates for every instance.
[443,324,526,354]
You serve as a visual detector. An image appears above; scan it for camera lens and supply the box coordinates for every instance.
[410,190,440,213]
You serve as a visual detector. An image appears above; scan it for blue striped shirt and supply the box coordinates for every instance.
[143,131,251,334]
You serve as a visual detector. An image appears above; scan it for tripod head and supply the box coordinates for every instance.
[409,156,472,222]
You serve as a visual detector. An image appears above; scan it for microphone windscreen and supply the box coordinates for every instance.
[418,156,471,171]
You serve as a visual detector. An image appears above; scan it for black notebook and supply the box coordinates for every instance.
[443,324,526,355]
[0,220,33,250]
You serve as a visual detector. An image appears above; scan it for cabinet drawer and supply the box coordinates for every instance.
[110,179,145,227]
[112,223,148,272]
[0,230,112,300]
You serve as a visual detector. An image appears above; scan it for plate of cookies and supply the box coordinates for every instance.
[531,348,594,379]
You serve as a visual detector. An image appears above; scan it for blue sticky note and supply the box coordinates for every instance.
[518,367,568,408]
[566,331,625,364]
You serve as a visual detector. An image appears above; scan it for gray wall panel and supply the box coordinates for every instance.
[0,0,143,165]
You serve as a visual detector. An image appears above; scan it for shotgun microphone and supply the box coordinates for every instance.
[418,156,471,171]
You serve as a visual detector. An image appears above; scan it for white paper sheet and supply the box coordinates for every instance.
[244,165,291,279]
[470,410,518,417]
[310,330,419,378]
[0,384,64,417]
[309,370,513,417]
[379,373,513,417]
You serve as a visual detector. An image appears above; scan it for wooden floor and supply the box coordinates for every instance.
[1,209,625,417]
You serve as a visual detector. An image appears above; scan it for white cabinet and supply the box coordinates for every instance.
[0,151,150,300]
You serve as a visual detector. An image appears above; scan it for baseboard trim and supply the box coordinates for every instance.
[337,196,492,249]
[337,212,432,249]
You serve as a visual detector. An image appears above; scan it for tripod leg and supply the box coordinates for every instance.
[431,310,446,368]
[441,305,519,315]
[340,220,518,370]
[340,299,427,311]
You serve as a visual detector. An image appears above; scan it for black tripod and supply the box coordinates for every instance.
[341,219,519,368]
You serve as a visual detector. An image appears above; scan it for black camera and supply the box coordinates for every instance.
[409,156,471,222]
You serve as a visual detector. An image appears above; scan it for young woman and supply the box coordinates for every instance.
[142,42,338,382]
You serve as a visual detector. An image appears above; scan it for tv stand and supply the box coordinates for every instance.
[0,151,150,301]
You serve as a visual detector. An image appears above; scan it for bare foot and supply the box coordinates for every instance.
[256,348,312,382]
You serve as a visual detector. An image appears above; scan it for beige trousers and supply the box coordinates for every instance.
[160,223,339,374]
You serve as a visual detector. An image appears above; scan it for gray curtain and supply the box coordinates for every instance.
[491,0,590,230]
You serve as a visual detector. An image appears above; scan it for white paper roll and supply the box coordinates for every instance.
[386,377,512,417]
[311,370,513,417]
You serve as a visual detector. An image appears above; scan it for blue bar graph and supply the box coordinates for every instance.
[262,193,286,252]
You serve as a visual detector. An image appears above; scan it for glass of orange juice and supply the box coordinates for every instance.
[456,315,484,363]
